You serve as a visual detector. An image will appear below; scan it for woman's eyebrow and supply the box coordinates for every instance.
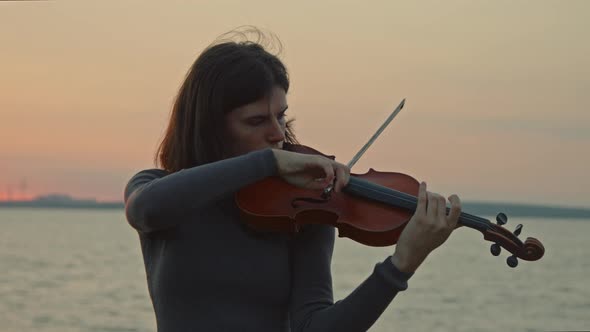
[246,106,289,119]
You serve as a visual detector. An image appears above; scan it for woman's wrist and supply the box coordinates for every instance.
[270,148,287,175]
[391,250,427,273]
[390,252,412,273]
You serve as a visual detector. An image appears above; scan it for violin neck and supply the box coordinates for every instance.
[343,177,491,232]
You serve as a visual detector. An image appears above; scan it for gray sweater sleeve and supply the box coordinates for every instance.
[123,148,278,233]
[289,224,413,332]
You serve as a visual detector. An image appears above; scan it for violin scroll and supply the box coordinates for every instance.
[483,213,545,268]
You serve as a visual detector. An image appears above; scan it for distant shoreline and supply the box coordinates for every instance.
[0,200,589,219]
[0,201,123,209]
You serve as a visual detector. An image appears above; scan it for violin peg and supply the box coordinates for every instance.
[507,255,518,268]
[496,212,507,225]
[513,224,523,237]
[490,243,501,256]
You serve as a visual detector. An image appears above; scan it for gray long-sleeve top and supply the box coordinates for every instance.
[123,148,413,332]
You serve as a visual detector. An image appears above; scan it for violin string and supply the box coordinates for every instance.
[349,179,490,229]
[381,185,492,230]
[373,184,491,230]
[346,178,492,230]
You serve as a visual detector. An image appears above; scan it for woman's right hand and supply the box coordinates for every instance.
[391,181,462,273]
[271,149,350,193]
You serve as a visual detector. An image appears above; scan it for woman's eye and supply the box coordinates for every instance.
[248,118,265,125]
[247,112,286,126]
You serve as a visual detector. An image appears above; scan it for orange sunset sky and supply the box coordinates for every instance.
[1,1,589,208]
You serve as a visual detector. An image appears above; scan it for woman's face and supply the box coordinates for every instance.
[224,86,288,157]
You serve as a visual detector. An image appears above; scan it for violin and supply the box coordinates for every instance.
[235,143,545,268]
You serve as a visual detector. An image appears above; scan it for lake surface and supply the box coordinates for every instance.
[1,208,588,332]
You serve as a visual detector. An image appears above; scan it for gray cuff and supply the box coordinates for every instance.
[375,255,414,291]
[257,148,279,177]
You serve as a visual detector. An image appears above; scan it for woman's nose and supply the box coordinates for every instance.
[267,118,285,142]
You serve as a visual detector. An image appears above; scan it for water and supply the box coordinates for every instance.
[0,208,587,332]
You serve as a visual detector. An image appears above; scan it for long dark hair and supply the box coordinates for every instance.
[154,26,298,172]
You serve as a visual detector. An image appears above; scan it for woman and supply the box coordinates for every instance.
[124,28,461,332]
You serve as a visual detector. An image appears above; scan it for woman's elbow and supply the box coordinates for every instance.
[124,191,158,233]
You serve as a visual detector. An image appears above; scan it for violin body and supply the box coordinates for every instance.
[237,167,421,246]
[235,144,545,266]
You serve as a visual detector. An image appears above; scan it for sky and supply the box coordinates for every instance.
[1,1,588,208]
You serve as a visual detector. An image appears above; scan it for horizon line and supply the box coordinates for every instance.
[0,193,589,211]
